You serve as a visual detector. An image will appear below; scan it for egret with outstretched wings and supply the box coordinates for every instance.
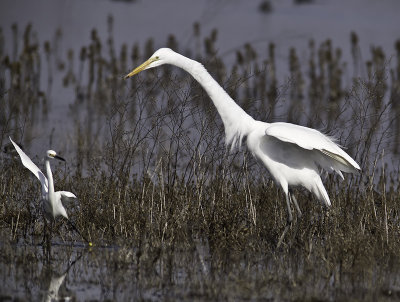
[9,137,91,246]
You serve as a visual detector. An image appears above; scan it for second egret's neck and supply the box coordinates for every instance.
[45,159,55,195]
[171,53,256,149]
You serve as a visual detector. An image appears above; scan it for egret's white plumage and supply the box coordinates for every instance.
[125,48,360,228]
[9,137,90,245]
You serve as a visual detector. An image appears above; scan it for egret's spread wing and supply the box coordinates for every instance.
[265,123,360,172]
[58,191,77,201]
[266,123,334,150]
[9,137,49,193]
[54,191,76,219]
[57,191,77,208]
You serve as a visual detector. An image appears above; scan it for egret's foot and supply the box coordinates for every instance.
[290,192,302,219]
[278,216,294,248]
[277,224,290,248]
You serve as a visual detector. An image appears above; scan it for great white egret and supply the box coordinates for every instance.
[125,48,360,243]
[9,137,92,246]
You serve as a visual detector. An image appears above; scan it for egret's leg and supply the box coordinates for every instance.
[42,217,47,245]
[285,193,293,225]
[48,220,54,246]
[42,218,52,257]
[278,193,292,248]
[67,219,90,244]
[290,191,302,219]
[277,224,290,248]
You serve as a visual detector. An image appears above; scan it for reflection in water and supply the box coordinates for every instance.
[0,243,87,301]
[1,237,400,300]
[41,251,83,302]
[43,272,67,302]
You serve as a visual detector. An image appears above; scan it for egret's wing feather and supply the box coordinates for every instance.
[9,137,49,193]
[54,191,75,219]
[265,123,360,172]
[58,191,77,200]
[266,123,334,150]
[320,149,354,169]
[57,191,77,209]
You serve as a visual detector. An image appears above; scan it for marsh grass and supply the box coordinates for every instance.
[1,20,400,300]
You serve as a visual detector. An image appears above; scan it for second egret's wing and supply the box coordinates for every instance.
[57,191,77,209]
[265,123,360,172]
[56,191,77,220]
[9,137,49,193]
[58,191,77,201]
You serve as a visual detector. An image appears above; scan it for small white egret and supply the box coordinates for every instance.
[9,137,92,246]
[125,48,360,244]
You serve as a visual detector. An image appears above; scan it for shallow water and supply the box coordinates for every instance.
[1,233,400,301]
[0,238,214,301]
[1,0,399,58]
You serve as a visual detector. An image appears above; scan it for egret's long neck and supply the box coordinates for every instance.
[173,55,256,149]
[45,159,55,197]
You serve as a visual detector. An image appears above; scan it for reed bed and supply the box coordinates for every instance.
[1,19,400,300]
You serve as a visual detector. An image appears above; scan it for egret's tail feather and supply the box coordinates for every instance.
[313,178,331,207]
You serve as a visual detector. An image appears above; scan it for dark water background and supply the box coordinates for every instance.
[1,0,399,156]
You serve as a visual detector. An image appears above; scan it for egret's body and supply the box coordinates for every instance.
[9,137,90,245]
[125,48,360,237]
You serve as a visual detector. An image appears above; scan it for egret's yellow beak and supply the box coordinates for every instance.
[124,57,158,79]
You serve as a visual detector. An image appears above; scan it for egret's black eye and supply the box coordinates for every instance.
[155,56,159,60]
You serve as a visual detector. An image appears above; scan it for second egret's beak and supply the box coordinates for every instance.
[54,155,66,162]
[124,57,158,79]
